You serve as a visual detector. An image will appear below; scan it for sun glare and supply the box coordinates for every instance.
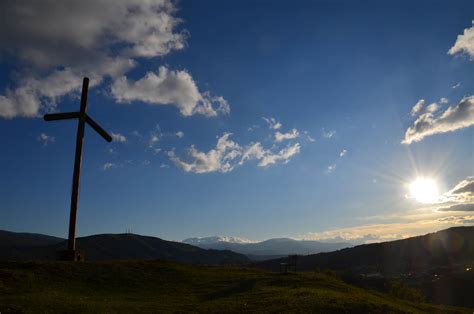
[409,177,439,204]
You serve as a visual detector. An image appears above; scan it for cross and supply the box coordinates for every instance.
[44,77,112,261]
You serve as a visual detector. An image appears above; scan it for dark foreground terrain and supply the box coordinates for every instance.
[0,260,470,313]
[256,226,474,308]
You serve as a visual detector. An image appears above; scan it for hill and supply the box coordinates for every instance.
[0,231,248,265]
[255,226,474,308]
[0,230,63,248]
[0,260,468,313]
[255,227,474,274]
[183,236,351,259]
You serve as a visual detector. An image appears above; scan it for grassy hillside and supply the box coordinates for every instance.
[0,260,469,313]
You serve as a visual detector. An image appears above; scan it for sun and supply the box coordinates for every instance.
[409,177,439,204]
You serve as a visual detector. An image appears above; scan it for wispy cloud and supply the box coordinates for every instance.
[452,82,462,89]
[410,99,425,116]
[275,128,299,142]
[247,124,260,132]
[111,132,127,143]
[168,133,242,174]
[303,131,316,143]
[402,96,474,144]
[262,117,282,130]
[37,133,55,146]
[327,164,336,173]
[322,128,336,139]
[103,162,118,171]
[169,133,301,174]
[175,131,184,138]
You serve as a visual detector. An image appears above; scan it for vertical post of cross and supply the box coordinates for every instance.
[44,77,112,261]
[68,77,89,253]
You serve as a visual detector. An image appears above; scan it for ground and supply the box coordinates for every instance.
[0,260,469,313]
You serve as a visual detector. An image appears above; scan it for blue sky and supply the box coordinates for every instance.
[0,0,473,243]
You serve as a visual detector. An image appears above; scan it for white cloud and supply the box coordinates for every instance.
[257,143,300,167]
[410,99,425,116]
[402,96,474,144]
[169,133,301,173]
[149,135,160,149]
[439,97,448,104]
[303,131,316,143]
[111,132,127,143]
[322,129,336,139]
[327,164,336,173]
[103,162,118,170]
[111,66,229,117]
[175,131,184,138]
[452,82,462,89]
[168,133,242,173]
[448,21,474,59]
[37,133,55,146]
[147,124,161,149]
[339,149,347,157]
[262,117,282,130]
[247,124,260,132]
[436,177,474,209]
[426,102,439,113]
[274,128,299,142]
[0,1,227,119]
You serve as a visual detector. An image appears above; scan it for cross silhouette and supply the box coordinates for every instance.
[44,77,112,261]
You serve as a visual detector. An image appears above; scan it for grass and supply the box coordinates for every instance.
[0,260,470,313]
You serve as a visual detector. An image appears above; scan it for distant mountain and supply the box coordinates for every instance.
[0,231,248,265]
[256,226,474,274]
[183,236,351,259]
[183,236,254,245]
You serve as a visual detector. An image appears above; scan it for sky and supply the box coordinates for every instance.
[0,0,473,243]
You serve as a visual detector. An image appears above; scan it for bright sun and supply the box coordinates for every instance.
[409,177,439,204]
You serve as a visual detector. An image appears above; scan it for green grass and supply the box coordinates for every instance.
[0,260,469,313]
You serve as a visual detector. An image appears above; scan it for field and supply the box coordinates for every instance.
[0,260,470,313]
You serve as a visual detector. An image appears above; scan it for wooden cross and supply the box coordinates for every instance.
[44,77,112,261]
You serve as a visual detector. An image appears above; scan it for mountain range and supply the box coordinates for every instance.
[183,236,351,260]
[0,230,248,265]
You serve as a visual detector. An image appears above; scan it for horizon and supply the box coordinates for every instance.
[2,222,472,246]
[1,0,473,244]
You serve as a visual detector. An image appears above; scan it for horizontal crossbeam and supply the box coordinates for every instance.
[44,112,80,121]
